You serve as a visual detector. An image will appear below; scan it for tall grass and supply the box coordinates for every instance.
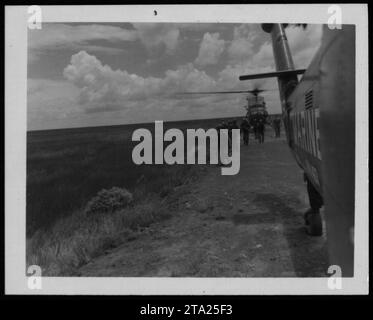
[27,119,226,236]
[26,119,227,275]
[26,165,202,276]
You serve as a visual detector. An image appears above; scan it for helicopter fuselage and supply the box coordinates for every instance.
[285,50,323,194]
[274,24,355,275]
[240,23,356,275]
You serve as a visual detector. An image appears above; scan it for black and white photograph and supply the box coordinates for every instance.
[5,4,368,295]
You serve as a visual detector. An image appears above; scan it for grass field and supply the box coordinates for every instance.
[27,117,237,275]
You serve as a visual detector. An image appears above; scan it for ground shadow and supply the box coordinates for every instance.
[233,193,329,277]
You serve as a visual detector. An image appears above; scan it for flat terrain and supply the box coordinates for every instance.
[27,118,230,235]
[79,135,329,277]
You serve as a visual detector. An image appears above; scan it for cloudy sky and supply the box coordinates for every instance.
[28,23,322,130]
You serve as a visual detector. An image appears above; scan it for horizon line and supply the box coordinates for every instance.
[27,113,282,133]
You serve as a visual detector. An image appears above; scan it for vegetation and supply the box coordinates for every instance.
[26,184,186,276]
[85,187,133,216]
[26,118,228,275]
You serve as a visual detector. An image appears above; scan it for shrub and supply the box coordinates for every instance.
[85,187,133,216]
[26,163,206,275]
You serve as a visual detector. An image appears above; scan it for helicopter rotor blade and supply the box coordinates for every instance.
[249,89,277,92]
[178,90,253,95]
[177,89,277,95]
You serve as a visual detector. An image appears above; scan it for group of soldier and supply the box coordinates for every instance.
[272,117,282,138]
[215,115,281,146]
[215,120,239,151]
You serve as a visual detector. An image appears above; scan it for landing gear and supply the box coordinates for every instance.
[304,174,323,236]
[304,208,322,236]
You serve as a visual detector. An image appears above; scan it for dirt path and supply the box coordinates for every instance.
[79,134,329,277]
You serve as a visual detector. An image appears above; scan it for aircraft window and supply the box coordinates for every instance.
[305,90,313,109]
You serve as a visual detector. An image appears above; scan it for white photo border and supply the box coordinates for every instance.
[5,4,369,295]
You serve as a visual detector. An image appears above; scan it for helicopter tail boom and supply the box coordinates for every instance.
[239,69,306,81]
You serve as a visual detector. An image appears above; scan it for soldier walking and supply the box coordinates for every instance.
[273,118,281,137]
[240,117,250,146]
[227,120,239,152]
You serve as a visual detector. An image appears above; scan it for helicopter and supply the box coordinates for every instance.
[181,23,355,277]
[238,23,355,277]
[243,89,269,143]
[181,87,272,143]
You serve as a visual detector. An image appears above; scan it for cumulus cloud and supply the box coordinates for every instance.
[133,23,180,54]
[62,44,287,117]
[195,32,225,66]
[61,50,252,123]
[217,24,322,114]
[227,24,257,64]
[63,51,218,113]
[286,24,323,68]
[28,23,323,129]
